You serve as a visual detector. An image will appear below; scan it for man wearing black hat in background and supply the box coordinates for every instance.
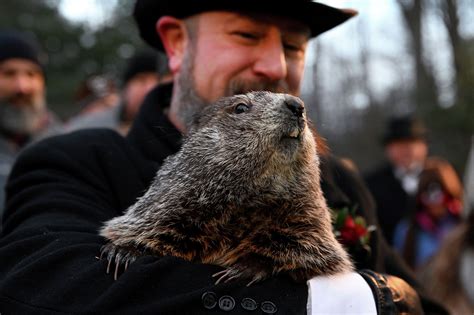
[0,31,62,221]
[365,116,429,246]
[0,2,443,314]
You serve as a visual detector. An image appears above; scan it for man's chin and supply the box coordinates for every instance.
[4,97,38,108]
[0,107,46,138]
[0,123,40,139]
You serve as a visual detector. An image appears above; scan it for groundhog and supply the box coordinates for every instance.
[99,91,353,284]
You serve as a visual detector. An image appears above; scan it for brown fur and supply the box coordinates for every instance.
[99,91,353,284]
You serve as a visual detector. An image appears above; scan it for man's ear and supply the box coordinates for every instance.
[156,16,188,73]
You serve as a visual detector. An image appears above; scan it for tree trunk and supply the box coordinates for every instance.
[397,0,440,112]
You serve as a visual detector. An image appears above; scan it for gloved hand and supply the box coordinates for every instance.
[360,270,424,315]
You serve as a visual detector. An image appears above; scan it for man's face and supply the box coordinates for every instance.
[385,139,428,172]
[0,58,47,137]
[189,12,309,101]
[170,11,310,130]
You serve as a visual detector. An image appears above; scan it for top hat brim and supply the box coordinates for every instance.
[134,0,357,51]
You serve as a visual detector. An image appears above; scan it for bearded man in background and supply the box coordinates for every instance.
[0,30,62,219]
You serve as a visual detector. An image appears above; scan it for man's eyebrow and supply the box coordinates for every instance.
[223,12,266,28]
[283,24,311,37]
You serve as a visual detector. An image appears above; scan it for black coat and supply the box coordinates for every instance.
[0,84,443,314]
[364,164,416,244]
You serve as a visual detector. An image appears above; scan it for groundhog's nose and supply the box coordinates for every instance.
[285,98,305,118]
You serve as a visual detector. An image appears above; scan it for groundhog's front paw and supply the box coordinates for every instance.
[213,265,269,287]
[212,254,273,286]
[98,243,143,280]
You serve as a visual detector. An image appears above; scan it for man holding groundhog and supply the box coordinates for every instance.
[0,0,444,313]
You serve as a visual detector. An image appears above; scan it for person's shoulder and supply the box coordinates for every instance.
[10,128,139,190]
[20,128,128,161]
[66,107,120,132]
[33,127,123,147]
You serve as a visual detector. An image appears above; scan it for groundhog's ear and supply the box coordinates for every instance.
[156,16,187,73]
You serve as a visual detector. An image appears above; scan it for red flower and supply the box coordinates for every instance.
[344,216,355,229]
[340,227,359,245]
[333,207,374,249]
[354,223,368,238]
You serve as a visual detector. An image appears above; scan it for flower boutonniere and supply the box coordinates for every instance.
[332,206,376,253]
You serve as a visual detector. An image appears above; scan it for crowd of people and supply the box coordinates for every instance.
[1,0,473,314]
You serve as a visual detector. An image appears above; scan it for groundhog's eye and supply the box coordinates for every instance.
[234,103,250,114]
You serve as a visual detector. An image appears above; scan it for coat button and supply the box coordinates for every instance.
[241,297,258,311]
[219,295,236,311]
[261,301,278,314]
[201,291,217,309]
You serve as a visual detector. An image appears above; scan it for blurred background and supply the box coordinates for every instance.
[1,0,473,174]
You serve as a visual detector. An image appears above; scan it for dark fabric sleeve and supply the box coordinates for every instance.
[0,131,307,314]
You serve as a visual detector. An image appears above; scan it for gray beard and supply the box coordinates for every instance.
[173,49,291,131]
[173,51,208,130]
[0,99,47,137]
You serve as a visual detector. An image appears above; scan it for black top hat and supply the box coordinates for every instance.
[382,116,427,145]
[133,0,357,51]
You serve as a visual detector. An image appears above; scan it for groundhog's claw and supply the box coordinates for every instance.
[213,268,239,285]
[98,243,140,280]
[212,266,268,286]
[212,253,273,286]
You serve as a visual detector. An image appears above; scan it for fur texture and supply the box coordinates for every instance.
[100,91,353,284]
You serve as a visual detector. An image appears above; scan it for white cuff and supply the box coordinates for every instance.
[307,272,377,314]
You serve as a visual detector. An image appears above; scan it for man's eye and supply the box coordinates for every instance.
[284,43,302,52]
[284,44,298,51]
[234,31,259,40]
[0,70,15,77]
[234,103,250,114]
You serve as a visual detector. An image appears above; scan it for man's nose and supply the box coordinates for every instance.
[253,32,287,81]
[14,75,34,94]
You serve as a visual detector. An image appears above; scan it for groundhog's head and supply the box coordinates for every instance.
[181,92,318,183]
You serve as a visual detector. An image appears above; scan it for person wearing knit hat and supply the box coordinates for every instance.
[0,31,48,140]
[0,30,62,222]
